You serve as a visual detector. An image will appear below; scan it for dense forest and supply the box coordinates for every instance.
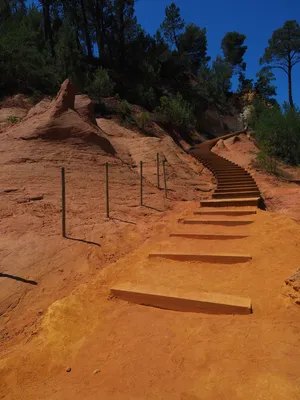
[0,1,281,105]
[1,1,300,163]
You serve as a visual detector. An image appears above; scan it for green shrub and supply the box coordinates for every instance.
[252,102,300,165]
[118,100,131,116]
[155,93,195,132]
[255,150,278,175]
[7,115,19,125]
[89,67,115,102]
[135,112,151,130]
[135,85,157,109]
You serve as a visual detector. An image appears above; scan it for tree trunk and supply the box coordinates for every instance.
[80,0,93,59]
[42,1,55,58]
[288,62,294,108]
[95,0,105,59]
[118,0,125,70]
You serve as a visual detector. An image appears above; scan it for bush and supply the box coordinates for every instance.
[135,112,151,130]
[7,115,19,125]
[254,149,278,175]
[135,85,157,109]
[89,67,115,102]
[118,100,131,116]
[155,93,195,132]
[251,101,300,165]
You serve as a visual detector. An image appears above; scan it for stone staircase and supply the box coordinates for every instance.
[111,133,260,316]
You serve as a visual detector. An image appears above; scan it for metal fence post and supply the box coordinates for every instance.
[140,160,143,206]
[61,167,66,237]
[105,162,109,218]
[156,153,160,189]
[162,160,167,199]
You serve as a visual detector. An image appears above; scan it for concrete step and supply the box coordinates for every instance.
[148,251,252,263]
[170,232,249,239]
[110,284,252,315]
[200,197,260,207]
[213,191,260,199]
[181,218,253,226]
[194,209,257,216]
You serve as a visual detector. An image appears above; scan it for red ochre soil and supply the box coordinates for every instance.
[1,86,300,399]
[1,206,300,399]
[0,82,212,349]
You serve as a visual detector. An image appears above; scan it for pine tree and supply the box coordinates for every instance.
[260,20,300,108]
[160,2,184,50]
[221,31,247,73]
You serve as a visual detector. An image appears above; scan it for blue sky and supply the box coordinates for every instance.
[135,0,300,106]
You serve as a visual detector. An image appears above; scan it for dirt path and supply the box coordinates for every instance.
[1,141,300,399]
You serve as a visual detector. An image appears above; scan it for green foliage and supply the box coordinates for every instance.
[254,67,277,101]
[221,31,247,72]
[134,85,157,109]
[156,93,195,132]
[211,56,232,97]
[195,59,233,106]
[160,2,184,49]
[0,6,56,94]
[7,115,19,125]
[118,100,131,116]
[260,20,300,67]
[178,24,209,74]
[89,67,115,102]
[251,101,300,165]
[55,19,81,84]
[135,112,151,130]
[238,73,253,94]
[1,0,294,133]
[255,149,278,175]
[248,98,269,128]
[260,20,300,107]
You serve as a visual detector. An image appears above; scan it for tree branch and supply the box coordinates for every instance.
[271,65,288,74]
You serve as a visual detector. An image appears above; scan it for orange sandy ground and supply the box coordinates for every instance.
[1,203,300,399]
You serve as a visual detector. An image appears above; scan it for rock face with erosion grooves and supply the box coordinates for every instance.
[74,94,97,125]
[9,79,115,154]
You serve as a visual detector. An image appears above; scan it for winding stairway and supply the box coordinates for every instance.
[189,133,262,209]
[111,132,262,315]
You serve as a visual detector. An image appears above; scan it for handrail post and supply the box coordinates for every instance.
[140,160,143,206]
[156,153,160,189]
[162,160,167,199]
[61,167,66,237]
[105,162,109,218]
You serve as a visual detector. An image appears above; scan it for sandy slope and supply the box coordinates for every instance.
[1,205,300,399]
[1,87,300,399]
[0,83,212,349]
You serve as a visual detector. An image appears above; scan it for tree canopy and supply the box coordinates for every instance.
[0,0,299,127]
[221,31,247,72]
[260,20,300,108]
[160,2,184,50]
